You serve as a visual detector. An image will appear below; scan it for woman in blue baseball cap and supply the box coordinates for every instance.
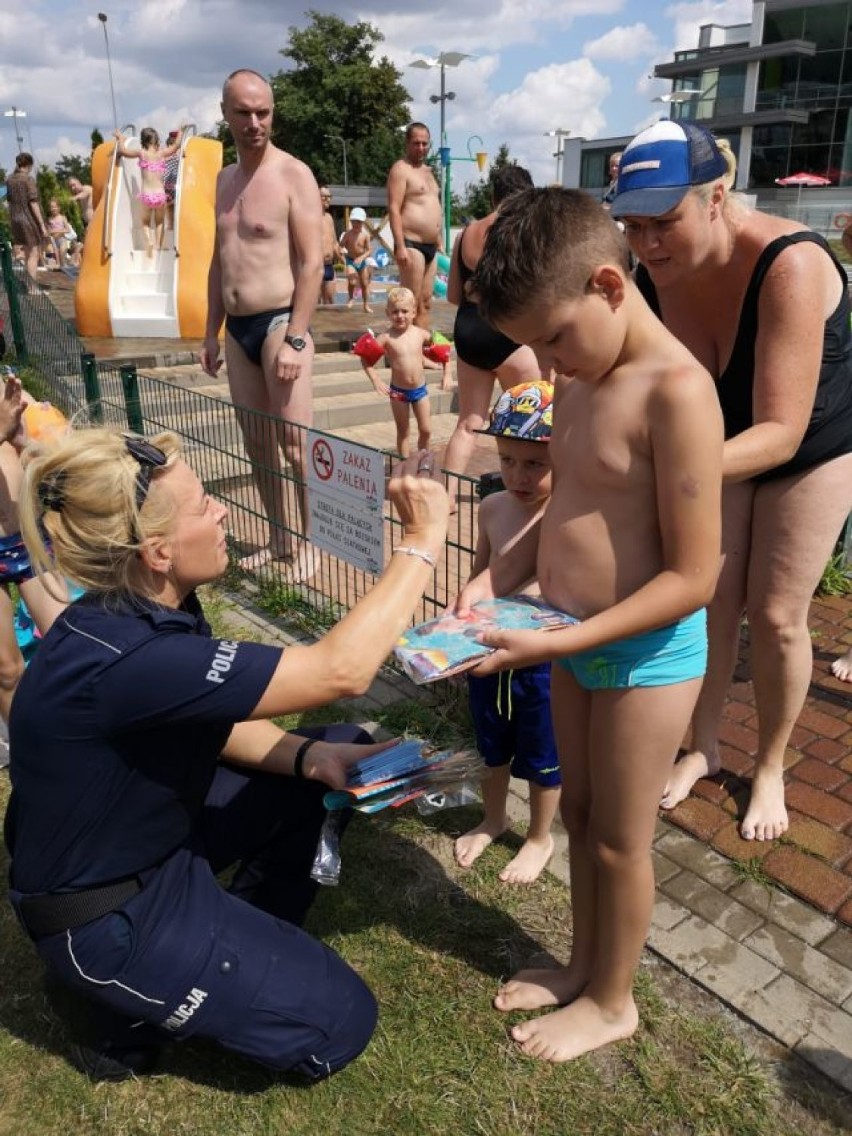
[611,120,852,842]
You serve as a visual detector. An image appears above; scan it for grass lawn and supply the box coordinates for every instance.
[1,589,849,1135]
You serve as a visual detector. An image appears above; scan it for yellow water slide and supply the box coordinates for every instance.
[75,135,222,339]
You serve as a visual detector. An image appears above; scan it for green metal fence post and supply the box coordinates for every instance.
[81,352,104,424]
[120,363,144,434]
[0,242,29,365]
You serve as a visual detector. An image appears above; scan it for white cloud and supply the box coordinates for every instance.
[584,23,659,60]
[664,0,754,53]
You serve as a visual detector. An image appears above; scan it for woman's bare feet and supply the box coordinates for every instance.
[510,994,639,1063]
[740,765,788,841]
[659,746,721,810]
[494,966,587,1013]
[499,834,554,884]
[831,648,852,683]
[454,819,507,868]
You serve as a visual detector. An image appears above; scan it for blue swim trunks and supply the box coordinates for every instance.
[389,384,428,404]
[467,664,560,787]
[557,608,707,689]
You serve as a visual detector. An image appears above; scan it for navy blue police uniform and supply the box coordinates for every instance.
[4,591,377,1078]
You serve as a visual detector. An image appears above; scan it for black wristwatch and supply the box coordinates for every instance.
[284,333,308,352]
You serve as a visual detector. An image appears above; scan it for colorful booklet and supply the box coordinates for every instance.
[323,739,485,814]
[394,595,578,684]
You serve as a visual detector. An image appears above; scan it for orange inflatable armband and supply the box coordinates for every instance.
[352,332,384,367]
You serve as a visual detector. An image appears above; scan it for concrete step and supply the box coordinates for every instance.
[139,360,455,420]
[313,386,458,430]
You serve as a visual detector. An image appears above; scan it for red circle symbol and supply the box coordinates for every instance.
[312,438,334,481]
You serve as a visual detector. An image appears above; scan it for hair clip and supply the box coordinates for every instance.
[38,470,67,512]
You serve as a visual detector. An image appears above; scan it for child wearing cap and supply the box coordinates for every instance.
[359,286,451,458]
[341,208,373,312]
[457,187,723,1063]
[454,381,560,885]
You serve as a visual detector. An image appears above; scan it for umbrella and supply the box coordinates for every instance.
[775,171,832,212]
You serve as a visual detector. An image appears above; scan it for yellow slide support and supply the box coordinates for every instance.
[75,137,222,339]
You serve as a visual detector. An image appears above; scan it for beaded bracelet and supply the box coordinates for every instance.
[394,546,437,568]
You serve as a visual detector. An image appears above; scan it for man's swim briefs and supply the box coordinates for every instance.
[225,306,294,367]
[403,238,437,267]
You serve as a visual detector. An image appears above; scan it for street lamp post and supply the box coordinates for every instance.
[97,12,119,134]
[409,51,472,249]
[324,134,349,186]
[543,128,571,184]
[3,107,26,154]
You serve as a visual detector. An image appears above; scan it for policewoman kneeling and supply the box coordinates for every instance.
[4,429,447,1081]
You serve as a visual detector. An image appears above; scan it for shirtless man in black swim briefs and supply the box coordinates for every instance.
[387,123,443,330]
[201,68,323,580]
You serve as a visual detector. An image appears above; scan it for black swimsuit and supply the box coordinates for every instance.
[225,306,294,366]
[637,232,852,482]
[453,227,522,371]
[403,237,437,266]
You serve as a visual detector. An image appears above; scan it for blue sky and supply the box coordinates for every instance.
[0,0,753,186]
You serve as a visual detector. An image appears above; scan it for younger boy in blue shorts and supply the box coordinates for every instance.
[455,381,560,885]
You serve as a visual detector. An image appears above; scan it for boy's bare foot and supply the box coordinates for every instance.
[345,299,354,309]
[499,834,553,884]
[454,819,507,868]
[510,995,639,1063]
[659,746,720,810]
[364,305,373,314]
[494,966,586,1012]
[831,649,852,683]
[740,765,787,841]
[284,542,319,585]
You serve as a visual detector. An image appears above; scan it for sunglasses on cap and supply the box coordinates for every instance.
[123,434,167,509]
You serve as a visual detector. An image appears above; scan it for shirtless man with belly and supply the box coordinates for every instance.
[387,123,443,330]
[200,68,323,580]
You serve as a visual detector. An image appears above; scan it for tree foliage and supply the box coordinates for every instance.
[457,143,517,220]
[217,11,411,186]
[54,153,92,185]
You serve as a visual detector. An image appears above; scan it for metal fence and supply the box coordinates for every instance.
[0,242,480,625]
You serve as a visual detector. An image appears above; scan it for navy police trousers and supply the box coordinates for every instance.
[21,724,378,1079]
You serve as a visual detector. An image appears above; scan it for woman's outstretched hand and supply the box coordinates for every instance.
[388,450,450,558]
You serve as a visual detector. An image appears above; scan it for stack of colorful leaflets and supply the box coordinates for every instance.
[394,595,578,685]
[323,738,485,814]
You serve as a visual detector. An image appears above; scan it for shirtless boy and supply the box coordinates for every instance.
[200,68,323,581]
[387,123,442,329]
[360,287,450,457]
[455,381,560,885]
[341,208,373,313]
[319,186,340,305]
[459,187,723,1063]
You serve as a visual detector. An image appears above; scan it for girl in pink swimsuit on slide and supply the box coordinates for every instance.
[114,126,183,257]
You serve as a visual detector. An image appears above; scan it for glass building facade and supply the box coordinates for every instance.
[574,1,852,193]
[754,3,852,184]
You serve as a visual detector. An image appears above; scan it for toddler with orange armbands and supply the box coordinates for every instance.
[354,286,453,458]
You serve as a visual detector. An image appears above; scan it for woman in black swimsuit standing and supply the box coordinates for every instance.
[611,121,852,842]
[443,166,540,507]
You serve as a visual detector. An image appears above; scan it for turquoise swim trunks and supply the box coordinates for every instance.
[557,608,707,689]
